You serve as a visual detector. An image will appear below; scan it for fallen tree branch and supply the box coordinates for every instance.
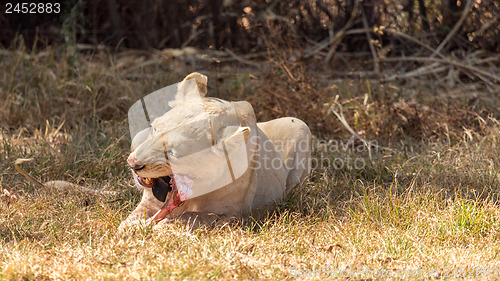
[382,63,448,81]
[224,49,262,68]
[381,56,500,83]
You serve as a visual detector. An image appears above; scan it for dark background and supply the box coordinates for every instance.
[1,0,498,53]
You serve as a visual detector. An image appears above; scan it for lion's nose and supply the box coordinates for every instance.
[127,153,145,171]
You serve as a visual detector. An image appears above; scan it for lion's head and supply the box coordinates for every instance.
[126,73,253,222]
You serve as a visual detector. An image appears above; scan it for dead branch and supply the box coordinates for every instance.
[383,29,445,58]
[382,56,500,84]
[224,49,262,68]
[432,0,474,57]
[324,0,360,63]
[382,63,448,81]
[360,4,380,74]
[303,0,360,61]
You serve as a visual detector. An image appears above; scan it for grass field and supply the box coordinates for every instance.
[1,45,500,280]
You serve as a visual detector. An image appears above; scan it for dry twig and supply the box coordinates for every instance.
[360,5,380,74]
[303,0,360,61]
[327,97,373,161]
[383,29,445,58]
[382,56,500,85]
[432,0,474,57]
[224,49,262,68]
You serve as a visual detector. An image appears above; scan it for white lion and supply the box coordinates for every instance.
[120,73,311,229]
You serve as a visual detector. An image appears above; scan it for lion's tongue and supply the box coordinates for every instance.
[147,175,188,224]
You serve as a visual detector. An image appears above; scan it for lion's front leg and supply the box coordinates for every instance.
[118,189,164,231]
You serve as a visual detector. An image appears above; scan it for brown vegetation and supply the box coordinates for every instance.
[1,0,500,279]
[2,0,499,52]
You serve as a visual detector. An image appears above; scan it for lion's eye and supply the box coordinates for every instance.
[167,149,175,157]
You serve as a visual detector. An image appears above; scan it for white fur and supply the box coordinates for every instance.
[119,73,311,230]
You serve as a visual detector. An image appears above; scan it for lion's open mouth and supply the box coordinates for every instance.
[137,175,172,202]
[135,173,194,224]
[137,175,157,188]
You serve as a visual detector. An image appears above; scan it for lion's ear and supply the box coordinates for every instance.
[169,72,208,107]
[221,126,251,143]
[235,126,251,141]
[183,72,207,97]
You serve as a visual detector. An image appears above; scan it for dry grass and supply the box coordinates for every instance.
[1,45,500,280]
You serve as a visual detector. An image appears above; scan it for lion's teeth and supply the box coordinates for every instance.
[143,178,154,185]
